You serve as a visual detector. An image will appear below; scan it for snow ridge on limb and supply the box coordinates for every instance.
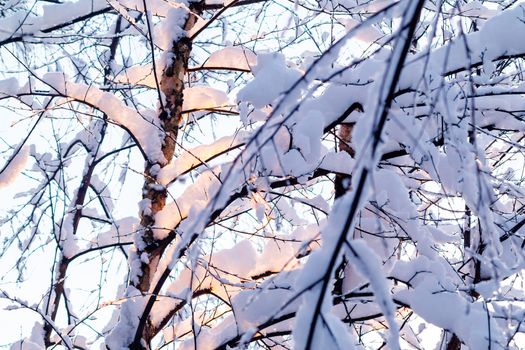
[0,145,28,189]
[0,0,112,46]
[42,73,165,163]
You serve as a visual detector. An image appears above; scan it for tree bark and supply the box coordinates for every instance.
[334,122,354,198]
[332,122,354,296]
[134,5,200,294]
[130,4,202,348]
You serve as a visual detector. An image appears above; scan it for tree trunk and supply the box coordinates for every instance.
[130,5,202,347]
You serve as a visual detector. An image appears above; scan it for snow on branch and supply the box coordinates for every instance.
[0,0,112,46]
[42,72,165,163]
[0,145,28,189]
[4,0,525,349]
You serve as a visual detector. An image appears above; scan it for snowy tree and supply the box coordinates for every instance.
[1,0,525,348]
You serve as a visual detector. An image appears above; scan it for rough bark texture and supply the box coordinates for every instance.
[134,9,200,294]
[332,122,354,297]
[446,334,462,350]
[130,6,202,348]
[334,122,354,198]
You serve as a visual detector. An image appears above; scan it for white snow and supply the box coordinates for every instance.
[200,46,257,71]
[182,86,231,112]
[157,133,247,186]
[153,7,189,51]
[43,73,166,163]
[0,146,29,189]
[0,0,109,43]
[236,53,302,109]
